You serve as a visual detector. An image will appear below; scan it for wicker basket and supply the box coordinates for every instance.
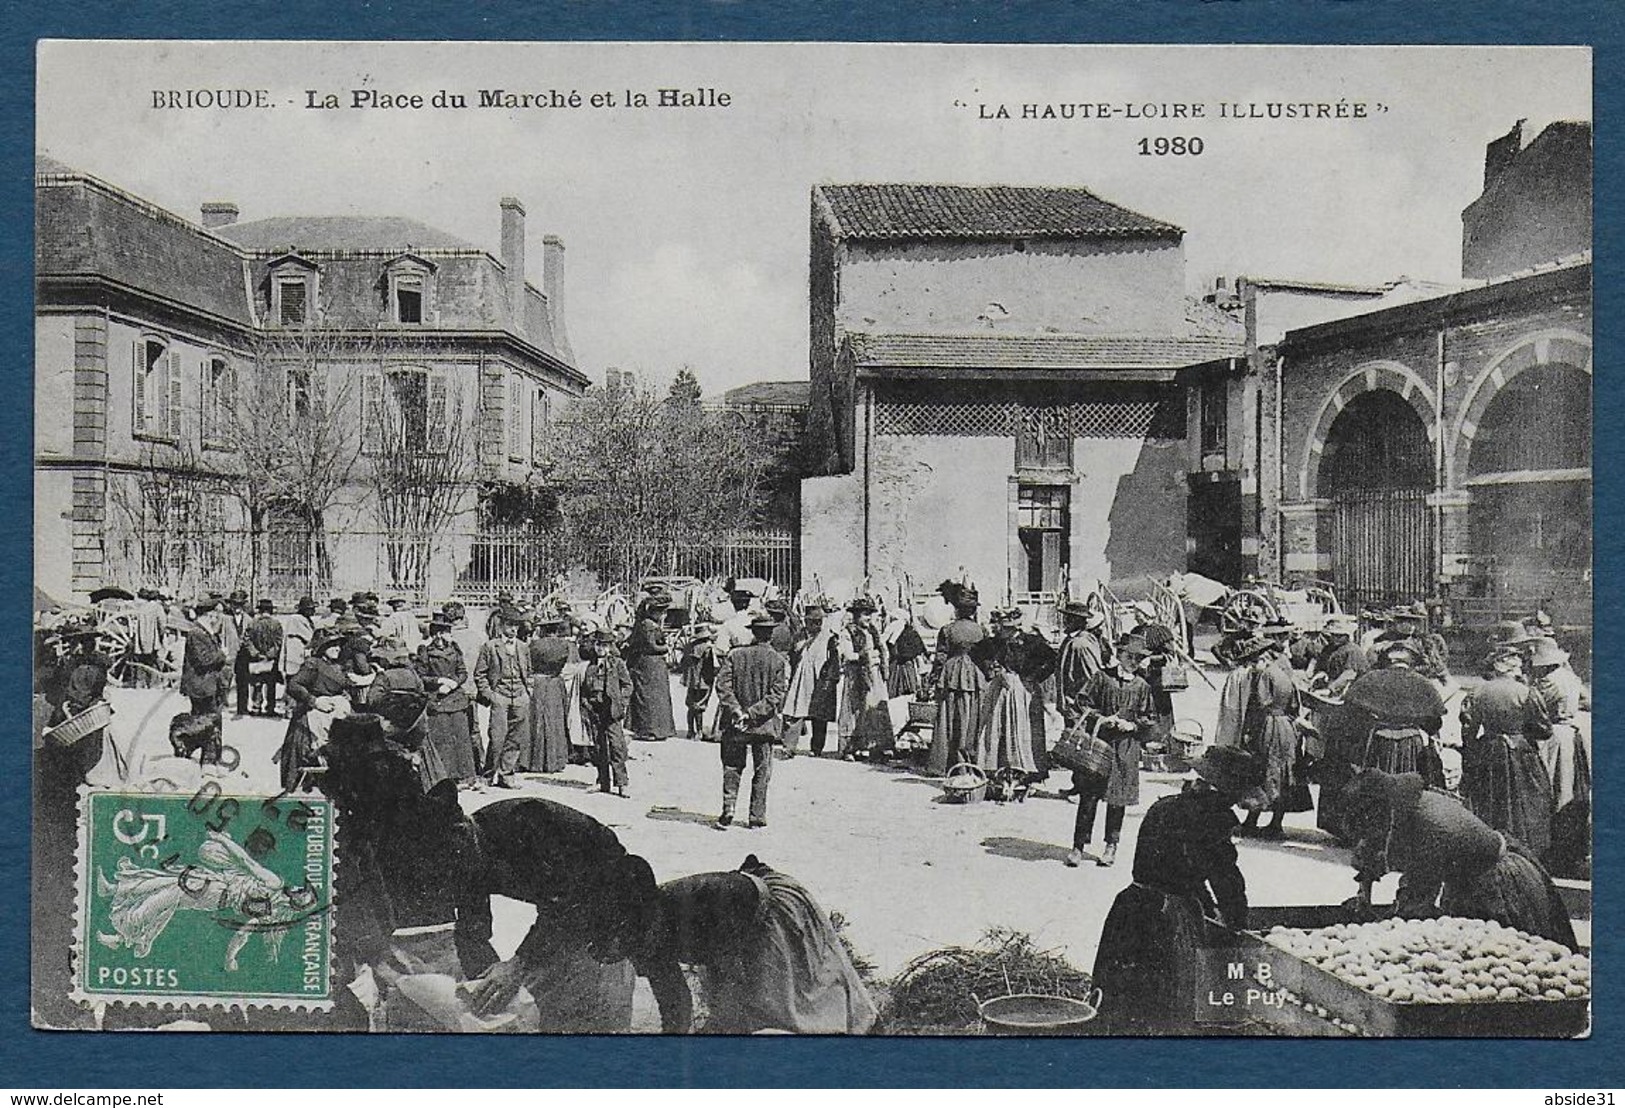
[979,989,1103,1035]
[907,698,936,726]
[1167,719,1206,771]
[43,701,112,747]
[1051,720,1115,779]
[941,761,988,804]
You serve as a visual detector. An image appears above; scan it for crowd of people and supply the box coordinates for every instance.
[31,570,1590,1034]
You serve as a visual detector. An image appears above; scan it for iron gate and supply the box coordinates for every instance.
[1331,488,1433,608]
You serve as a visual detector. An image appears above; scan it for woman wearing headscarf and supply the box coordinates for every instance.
[624,592,677,742]
[523,611,573,773]
[415,612,480,789]
[1092,747,1265,1034]
[1459,643,1556,862]
[926,581,987,775]
[643,854,878,1034]
[1339,769,1577,950]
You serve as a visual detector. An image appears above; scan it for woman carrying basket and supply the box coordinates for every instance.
[1065,634,1157,868]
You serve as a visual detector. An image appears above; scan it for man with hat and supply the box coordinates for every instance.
[485,593,518,640]
[580,628,634,797]
[317,597,349,632]
[281,597,318,694]
[783,604,839,756]
[715,579,764,656]
[243,598,286,716]
[179,599,230,743]
[474,607,532,788]
[214,589,248,717]
[626,590,677,743]
[1090,745,1264,1034]
[1459,642,1556,861]
[1067,634,1157,867]
[1055,598,1109,731]
[713,614,789,828]
[1309,614,1369,698]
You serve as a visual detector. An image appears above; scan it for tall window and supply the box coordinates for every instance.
[286,367,313,420]
[1201,380,1228,458]
[1016,409,1073,470]
[508,374,527,462]
[392,273,426,323]
[132,335,180,440]
[531,387,551,463]
[363,367,449,455]
[1017,483,1070,594]
[200,355,234,449]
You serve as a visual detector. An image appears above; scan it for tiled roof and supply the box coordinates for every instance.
[816,183,1182,241]
[847,330,1243,372]
[218,216,477,252]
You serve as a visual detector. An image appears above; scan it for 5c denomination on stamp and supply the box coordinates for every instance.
[73,789,336,1010]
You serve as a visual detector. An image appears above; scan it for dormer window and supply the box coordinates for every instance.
[384,254,437,326]
[266,253,321,328]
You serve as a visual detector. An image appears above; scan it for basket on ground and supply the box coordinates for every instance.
[941,762,989,804]
[1167,719,1206,771]
[979,989,1103,1035]
[907,698,936,726]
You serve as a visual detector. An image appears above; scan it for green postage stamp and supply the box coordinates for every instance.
[73,788,336,1010]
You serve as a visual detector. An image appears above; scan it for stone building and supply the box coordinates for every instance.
[1271,121,1591,631]
[801,183,1243,608]
[35,156,587,603]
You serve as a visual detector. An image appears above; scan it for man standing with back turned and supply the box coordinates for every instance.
[713,615,789,830]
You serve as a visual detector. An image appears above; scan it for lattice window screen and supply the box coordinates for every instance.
[875,395,1183,441]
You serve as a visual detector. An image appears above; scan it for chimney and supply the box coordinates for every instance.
[201,202,239,229]
[542,235,573,363]
[499,197,526,336]
[1483,119,1526,190]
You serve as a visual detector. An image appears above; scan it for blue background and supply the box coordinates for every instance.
[2,0,1618,1089]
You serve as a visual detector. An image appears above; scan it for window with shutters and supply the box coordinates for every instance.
[132,336,181,442]
[274,276,310,325]
[201,355,234,450]
[508,373,527,462]
[392,273,426,324]
[531,387,550,464]
[362,366,449,455]
[287,367,313,421]
[1015,408,1073,470]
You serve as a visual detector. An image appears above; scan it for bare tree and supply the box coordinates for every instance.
[362,367,483,593]
[105,440,239,596]
[215,328,370,596]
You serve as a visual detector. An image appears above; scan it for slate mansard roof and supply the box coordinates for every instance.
[815,183,1184,243]
[217,216,479,253]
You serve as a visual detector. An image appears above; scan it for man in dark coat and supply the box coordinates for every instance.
[219,589,251,716]
[714,615,789,829]
[181,601,230,725]
[473,609,532,788]
[243,598,286,716]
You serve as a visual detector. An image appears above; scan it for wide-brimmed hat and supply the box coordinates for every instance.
[193,598,219,615]
[1323,614,1359,636]
[1380,640,1423,667]
[688,624,717,643]
[748,614,779,633]
[1489,619,1535,647]
[1192,746,1259,797]
[1528,637,1570,668]
[256,598,275,612]
[847,597,877,614]
[428,611,454,632]
[533,610,566,628]
[388,597,410,609]
[991,606,1024,626]
[1230,634,1274,663]
[296,596,317,615]
[328,597,349,611]
[228,588,249,603]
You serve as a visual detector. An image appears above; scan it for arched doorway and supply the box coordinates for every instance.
[1319,389,1434,607]
[1466,363,1591,615]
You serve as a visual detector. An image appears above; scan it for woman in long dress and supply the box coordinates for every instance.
[279,631,351,792]
[1238,637,1312,838]
[525,613,573,773]
[1459,644,1555,861]
[927,582,987,775]
[971,635,1037,776]
[624,596,676,742]
[415,613,479,787]
[838,600,894,757]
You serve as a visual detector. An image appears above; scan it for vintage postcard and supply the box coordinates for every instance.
[32,41,1591,1037]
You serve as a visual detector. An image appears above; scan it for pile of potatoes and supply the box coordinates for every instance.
[1264,917,1590,1004]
